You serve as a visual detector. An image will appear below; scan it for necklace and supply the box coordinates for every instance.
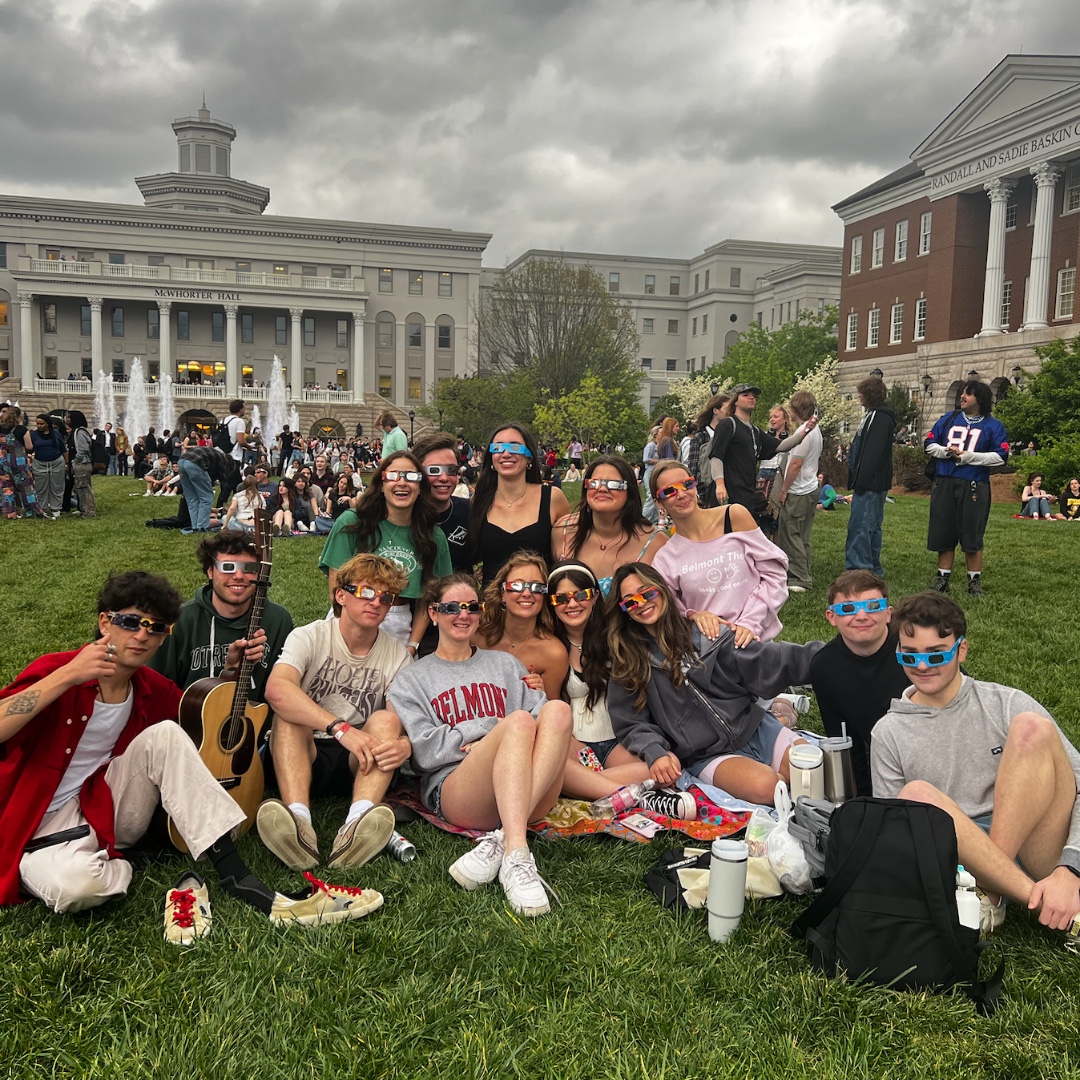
[501,489,527,509]
[503,629,531,650]
[566,638,583,651]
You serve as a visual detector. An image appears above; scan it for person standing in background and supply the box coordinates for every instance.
[845,376,895,577]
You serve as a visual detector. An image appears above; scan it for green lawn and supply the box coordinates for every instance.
[3,480,1079,1079]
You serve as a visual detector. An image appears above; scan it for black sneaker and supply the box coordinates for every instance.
[930,573,951,593]
[967,575,984,596]
[638,789,698,820]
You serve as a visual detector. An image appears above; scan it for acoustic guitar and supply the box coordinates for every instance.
[167,510,273,853]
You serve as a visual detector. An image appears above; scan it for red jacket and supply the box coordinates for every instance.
[0,651,182,905]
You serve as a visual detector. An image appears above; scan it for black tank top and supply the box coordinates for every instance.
[478,484,553,586]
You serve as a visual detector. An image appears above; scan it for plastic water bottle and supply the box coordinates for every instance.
[707,838,748,943]
[955,865,979,930]
[587,779,656,819]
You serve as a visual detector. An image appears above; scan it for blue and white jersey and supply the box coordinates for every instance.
[924,411,1009,483]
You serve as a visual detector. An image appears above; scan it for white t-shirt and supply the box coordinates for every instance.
[49,689,134,811]
[788,426,824,497]
[224,414,247,462]
[275,619,410,736]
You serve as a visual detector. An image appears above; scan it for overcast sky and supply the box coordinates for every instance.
[1,0,1075,264]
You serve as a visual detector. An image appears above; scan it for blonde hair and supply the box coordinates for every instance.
[477,550,554,646]
[332,553,410,617]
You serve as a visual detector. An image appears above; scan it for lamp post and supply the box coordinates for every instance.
[920,372,933,435]
[710,381,719,396]
[1011,365,1023,387]
[408,409,416,445]
[967,369,980,381]
[437,407,444,431]
[869,367,883,379]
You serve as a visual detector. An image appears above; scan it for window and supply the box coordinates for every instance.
[694,273,700,294]
[890,303,903,345]
[895,220,908,261]
[867,308,880,347]
[409,376,422,401]
[850,235,863,274]
[147,308,160,340]
[302,264,318,278]
[914,297,927,340]
[407,321,423,348]
[642,317,654,333]
[112,359,125,378]
[274,315,287,345]
[756,311,763,325]
[1065,162,1080,213]
[177,310,190,341]
[818,297,825,315]
[437,324,451,349]
[667,319,679,334]
[1001,281,1012,329]
[377,314,395,349]
[644,274,656,294]
[409,271,423,295]
[241,313,254,343]
[336,319,348,349]
[236,260,252,272]
[438,272,452,297]
[80,305,91,336]
[304,367,316,386]
[379,374,392,396]
[669,276,681,296]
[212,312,224,342]
[871,228,885,269]
[44,356,57,379]
[608,272,620,293]
[1055,267,1076,319]
[331,265,348,279]
[641,357,652,369]
[692,318,698,336]
[919,212,932,255]
[45,248,60,261]
[0,242,5,269]
[845,312,858,351]
[109,253,125,265]
[303,317,316,347]
[666,358,677,372]
[702,314,708,333]
[111,307,124,337]
[729,267,741,288]
[379,268,393,293]
[273,263,288,276]
[1005,200,1018,230]
[43,303,57,335]
[705,270,711,289]
[77,250,94,263]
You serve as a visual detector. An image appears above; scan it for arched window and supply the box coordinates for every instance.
[376,311,395,350]
[724,329,739,356]
[435,314,454,352]
[310,417,346,439]
[406,312,424,350]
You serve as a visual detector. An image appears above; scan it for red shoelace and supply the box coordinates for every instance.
[168,888,198,928]
[302,871,367,897]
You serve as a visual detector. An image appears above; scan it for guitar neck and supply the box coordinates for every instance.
[231,510,273,717]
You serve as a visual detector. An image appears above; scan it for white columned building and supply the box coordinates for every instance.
[1022,162,1064,330]
[979,178,1014,335]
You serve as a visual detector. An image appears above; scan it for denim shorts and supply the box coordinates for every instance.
[688,711,800,782]
[583,738,619,766]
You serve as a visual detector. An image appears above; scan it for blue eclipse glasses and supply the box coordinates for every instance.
[896,637,964,668]
[488,442,533,458]
[827,598,888,617]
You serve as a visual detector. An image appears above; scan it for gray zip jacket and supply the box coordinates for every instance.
[607,626,824,767]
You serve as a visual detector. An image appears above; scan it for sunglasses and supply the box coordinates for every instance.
[619,587,663,613]
[827,598,888,617]
[503,580,548,594]
[586,478,628,491]
[488,442,533,458]
[434,600,484,615]
[423,464,462,477]
[550,588,597,606]
[895,637,964,668]
[105,611,173,636]
[656,478,697,501]
[339,584,397,605]
[215,559,259,576]
[382,470,422,483]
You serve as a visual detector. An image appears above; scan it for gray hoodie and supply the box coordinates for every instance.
[871,675,1080,875]
[606,626,824,768]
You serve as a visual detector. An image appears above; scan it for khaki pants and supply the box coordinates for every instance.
[19,722,247,913]
[776,489,817,590]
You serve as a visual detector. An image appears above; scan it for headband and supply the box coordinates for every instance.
[546,562,600,588]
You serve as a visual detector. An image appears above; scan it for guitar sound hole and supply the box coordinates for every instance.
[219,720,250,755]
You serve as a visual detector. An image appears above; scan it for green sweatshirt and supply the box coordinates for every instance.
[149,583,294,702]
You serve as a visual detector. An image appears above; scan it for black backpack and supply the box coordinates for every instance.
[789,798,1003,1014]
[214,420,235,454]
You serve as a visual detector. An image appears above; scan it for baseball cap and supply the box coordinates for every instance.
[731,383,761,398]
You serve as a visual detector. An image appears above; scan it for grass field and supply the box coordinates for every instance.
[3,479,1079,1080]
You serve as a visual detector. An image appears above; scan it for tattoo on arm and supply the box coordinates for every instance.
[5,690,41,716]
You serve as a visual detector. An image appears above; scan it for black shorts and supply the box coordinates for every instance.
[927,475,992,553]
[263,736,356,798]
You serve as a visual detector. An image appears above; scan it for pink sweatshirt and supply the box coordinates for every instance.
[651,527,789,641]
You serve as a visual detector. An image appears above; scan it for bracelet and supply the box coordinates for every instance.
[333,727,346,742]
[325,717,347,737]
[407,641,421,652]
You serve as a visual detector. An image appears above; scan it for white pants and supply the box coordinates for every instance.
[19,722,247,914]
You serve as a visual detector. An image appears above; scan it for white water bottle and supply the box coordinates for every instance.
[707,838,748,943]
[588,779,655,819]
[955,865,979,930]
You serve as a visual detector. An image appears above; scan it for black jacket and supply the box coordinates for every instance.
[847,405,896,494]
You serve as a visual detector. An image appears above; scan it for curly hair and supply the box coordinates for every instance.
[476,550,554,647]
[96,570,182,628]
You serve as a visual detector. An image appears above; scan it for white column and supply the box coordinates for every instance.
[224,303,239,396]
[289,307,303,394]
[88,296,103,377]
[979,178,1014,336]
[157,301,171,381]
[17,293,34,382]
[351,303,366,401]
[1022,161,1063,331]
[423,321,436,403]
[395,320,406,404]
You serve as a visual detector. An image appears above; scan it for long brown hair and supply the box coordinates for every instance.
[607,563,695,711]
[547,560,609,709]
[477,550,554,646]
[468,421,542,558]
[565,454,649,561]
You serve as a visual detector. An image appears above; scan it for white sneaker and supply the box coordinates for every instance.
[498,847,556,917]
[977,890,1007,937]
[448,829,505,890]
[143,491,152,497]
[163,872,212,945]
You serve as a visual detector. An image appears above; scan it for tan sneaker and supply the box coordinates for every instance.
[270,872,384,926]
[327,805,395,869]
[977,890,1007,938]
[164,872,212,945]
[256,798,319,870]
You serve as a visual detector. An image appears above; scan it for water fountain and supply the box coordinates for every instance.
[250,404,262,440]
[124,358,151,441]
[266,356,289,446]
[158,372,176,435]
[94,372,111,430]
[288,405,302,440]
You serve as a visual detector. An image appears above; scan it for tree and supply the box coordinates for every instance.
[532,374,649,457]
[421,369,538,446]
[701,306,839,422]
[887,382,919,433]
[479,257,642,401]
[789,355,862,442]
